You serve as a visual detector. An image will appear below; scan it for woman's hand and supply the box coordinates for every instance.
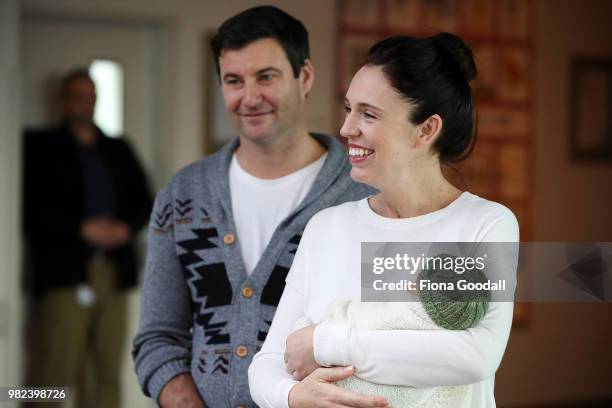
[285,324,319,380]
[288,366,388,408]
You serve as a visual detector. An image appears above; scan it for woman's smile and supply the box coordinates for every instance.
[348,143,375,164]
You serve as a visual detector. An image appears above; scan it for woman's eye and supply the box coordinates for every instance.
[363,111,376,120]
[344,106,351,114]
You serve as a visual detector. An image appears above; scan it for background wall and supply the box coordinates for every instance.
[534,0,612,242]
[496,0,612,406]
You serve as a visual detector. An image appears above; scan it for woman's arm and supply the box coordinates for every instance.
[314,209,519,387]
[314,300,513,386]
[249,282,304,408]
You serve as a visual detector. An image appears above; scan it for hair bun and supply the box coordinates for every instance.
[432,32,477,81]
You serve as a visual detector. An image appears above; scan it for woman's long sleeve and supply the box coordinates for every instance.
[314,301,513,386]
[313,209,519,387]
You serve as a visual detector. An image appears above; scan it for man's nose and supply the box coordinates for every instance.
[243,82,263,108]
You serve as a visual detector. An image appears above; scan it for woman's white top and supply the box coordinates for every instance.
[248,192,519,408]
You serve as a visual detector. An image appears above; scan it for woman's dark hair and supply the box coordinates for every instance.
[210,5,310,78]
[367,33,477,162]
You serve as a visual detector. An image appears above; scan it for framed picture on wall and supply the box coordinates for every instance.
[340,0,379,28]
[477,107,529,137]
[472,44,499,101]
[421,0,456,32]
[498,48,529,103]
[497,0,531,40]
[386,0,420,31]
[458,0,495,36]
[570,57,612,162]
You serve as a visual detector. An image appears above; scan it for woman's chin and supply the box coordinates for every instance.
[350,168,375,188]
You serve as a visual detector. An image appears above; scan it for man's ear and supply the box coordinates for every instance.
[415,114,443,148]
[300,59,314,98]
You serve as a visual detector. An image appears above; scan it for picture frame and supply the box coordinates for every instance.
[340,0,380,28]
[570,57,612,162]
[386,0,420,31]
[496,0,531,40]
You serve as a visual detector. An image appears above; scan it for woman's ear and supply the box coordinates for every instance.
[415,114,443,148]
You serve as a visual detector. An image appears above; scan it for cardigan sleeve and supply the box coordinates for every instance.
[313,209,519,387]
[132,188,194,400]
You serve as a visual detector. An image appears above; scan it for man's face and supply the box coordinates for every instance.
[62,77,96,125]
[218,38,313,145]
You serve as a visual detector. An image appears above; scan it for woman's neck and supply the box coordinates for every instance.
[370,161,463,219]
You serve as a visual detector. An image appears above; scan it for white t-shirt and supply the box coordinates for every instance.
[229,153,327,276]
[248,192,520,408]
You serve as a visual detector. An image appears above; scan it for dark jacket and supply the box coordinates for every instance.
[23,124,152,294]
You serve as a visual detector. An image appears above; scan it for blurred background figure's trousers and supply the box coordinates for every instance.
[24,254,127,408]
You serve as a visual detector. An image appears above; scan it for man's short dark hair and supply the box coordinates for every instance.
[210,5,310,78]
[60,68,94,97]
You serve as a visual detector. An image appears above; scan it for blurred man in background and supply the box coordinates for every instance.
[23,68,152,408]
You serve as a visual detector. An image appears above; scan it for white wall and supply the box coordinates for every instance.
[0,0,21,401]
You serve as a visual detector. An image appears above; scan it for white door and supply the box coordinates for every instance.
[21,15,160,408]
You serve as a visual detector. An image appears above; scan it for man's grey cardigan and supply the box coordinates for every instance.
[132,134,374,407]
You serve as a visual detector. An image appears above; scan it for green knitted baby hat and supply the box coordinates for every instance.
[418,254,491,330]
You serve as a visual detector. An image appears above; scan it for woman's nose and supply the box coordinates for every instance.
[340,111,359,139]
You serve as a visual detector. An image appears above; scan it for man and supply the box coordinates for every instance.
[132,6,373,407]
[23,69,152,408]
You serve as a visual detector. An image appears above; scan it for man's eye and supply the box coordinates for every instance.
[225,78,241,86]
[259,74,275,81]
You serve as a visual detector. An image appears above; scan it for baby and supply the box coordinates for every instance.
[293,255,491,408]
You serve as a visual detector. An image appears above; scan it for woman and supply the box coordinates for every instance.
[248,33,519,408]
